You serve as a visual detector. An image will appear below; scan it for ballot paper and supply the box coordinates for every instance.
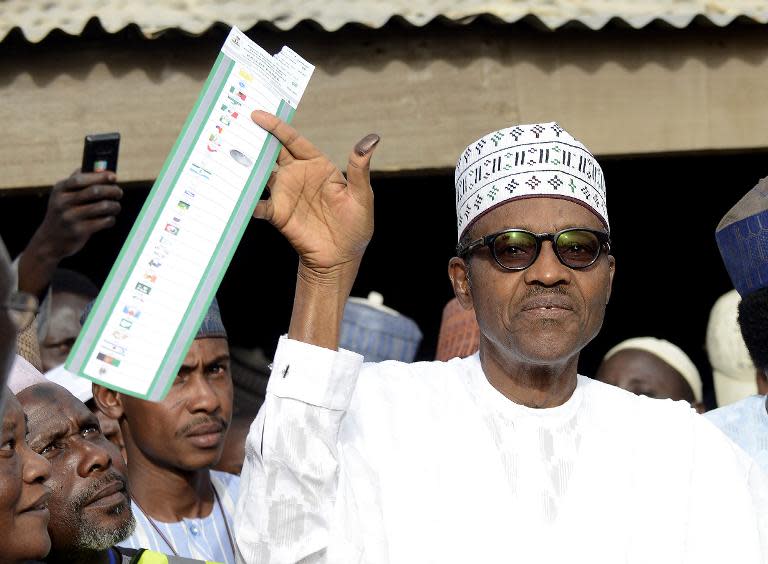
[66,27,314,400]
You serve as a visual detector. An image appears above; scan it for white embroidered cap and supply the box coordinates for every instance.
[455,122,608,240]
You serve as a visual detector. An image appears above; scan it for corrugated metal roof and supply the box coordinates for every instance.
[3,1,768,43]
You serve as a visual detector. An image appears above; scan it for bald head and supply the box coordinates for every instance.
[596,348,696,404]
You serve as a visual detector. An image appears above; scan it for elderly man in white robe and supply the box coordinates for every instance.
[234,113,768,563]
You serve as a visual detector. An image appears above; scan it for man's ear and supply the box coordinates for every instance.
[605,254,616,304]
[448,257,474,310]
[92,384,125,420]
[756,368,768,396]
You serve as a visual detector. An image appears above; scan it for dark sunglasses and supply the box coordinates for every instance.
[457,228,611,271]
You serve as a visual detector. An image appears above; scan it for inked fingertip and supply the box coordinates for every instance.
[354,134,381,157]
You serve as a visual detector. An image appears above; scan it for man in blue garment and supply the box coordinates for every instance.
[706,177,768,472]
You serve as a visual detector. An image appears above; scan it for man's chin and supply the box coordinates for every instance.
[74,511,136,551]
[178,449,225,472]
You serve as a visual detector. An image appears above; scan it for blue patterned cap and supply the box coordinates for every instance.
[195,297,227,339]
[81,296,227,340]
[715,178,768,297]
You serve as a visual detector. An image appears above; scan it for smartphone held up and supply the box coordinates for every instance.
[82,132,120,173]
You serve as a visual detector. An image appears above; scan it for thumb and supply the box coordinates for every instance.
[346,134,380,191]
[252,198,274,222]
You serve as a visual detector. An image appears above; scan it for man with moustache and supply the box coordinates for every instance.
[234,114,767,563]
[93,300,239,563]
[18,381,135,562]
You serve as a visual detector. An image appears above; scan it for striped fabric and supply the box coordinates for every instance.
[117,471,239,564]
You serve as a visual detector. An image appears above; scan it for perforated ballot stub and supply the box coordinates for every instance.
[67,28,314,400]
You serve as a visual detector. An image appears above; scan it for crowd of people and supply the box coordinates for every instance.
[0,111,767,562]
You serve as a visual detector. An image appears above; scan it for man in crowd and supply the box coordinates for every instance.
[16,377,219,563]
[234,113,767,562]
[706,177,768,472]
[93,299,239,563]
[17,381,135,562]
[38,268,99,373]
[596,336,705,412]
[706,289,761,406]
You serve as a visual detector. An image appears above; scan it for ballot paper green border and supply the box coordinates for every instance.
[66,51,296,401]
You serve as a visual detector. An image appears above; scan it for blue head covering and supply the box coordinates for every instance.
[81,296,227,340]
[715,177,768,297]
[340,292,422,363]
[195,297,227,339]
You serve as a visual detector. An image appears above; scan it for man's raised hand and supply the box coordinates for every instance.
[251,111,380,277]
[250,111,380,349]
[18,170,122,297]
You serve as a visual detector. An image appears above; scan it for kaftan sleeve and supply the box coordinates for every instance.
[234,336,364,564]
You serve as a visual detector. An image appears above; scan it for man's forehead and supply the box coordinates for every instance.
[182,337,230,364]
[19,383,90,427]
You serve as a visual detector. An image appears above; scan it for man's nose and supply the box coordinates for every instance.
[75,437,112,477]
[523,241,572,286]
[186,374,221,413]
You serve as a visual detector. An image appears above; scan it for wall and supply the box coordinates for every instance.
[2,22,768,190]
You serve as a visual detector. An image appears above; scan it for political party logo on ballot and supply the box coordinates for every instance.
[119,319,133,329]
[102,341,126,356]
[97,352,121,367]
[135,283,152,295]
[178,201,190,211]
[165,224,179,235]
[123,306,141,318]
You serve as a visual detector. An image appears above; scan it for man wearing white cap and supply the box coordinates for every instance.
[596,337,705,412]
[707,289,761,406]
[235,113,768,563]
[705,177,768,473]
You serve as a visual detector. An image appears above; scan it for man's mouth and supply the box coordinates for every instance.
[18,489,51,515]
[521,296,574,312]
[185,421,226,448]
[85,479,127,508]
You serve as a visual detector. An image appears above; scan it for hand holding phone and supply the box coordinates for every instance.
[82,132,120,173]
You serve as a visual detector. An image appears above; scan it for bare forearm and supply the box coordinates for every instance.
[17,234,61,297]
[288,260,362,350]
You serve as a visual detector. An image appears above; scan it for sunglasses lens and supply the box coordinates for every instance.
[556,230,602,268]
[493,231,538,269]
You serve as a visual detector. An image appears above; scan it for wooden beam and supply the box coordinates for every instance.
[2,26,767,191]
